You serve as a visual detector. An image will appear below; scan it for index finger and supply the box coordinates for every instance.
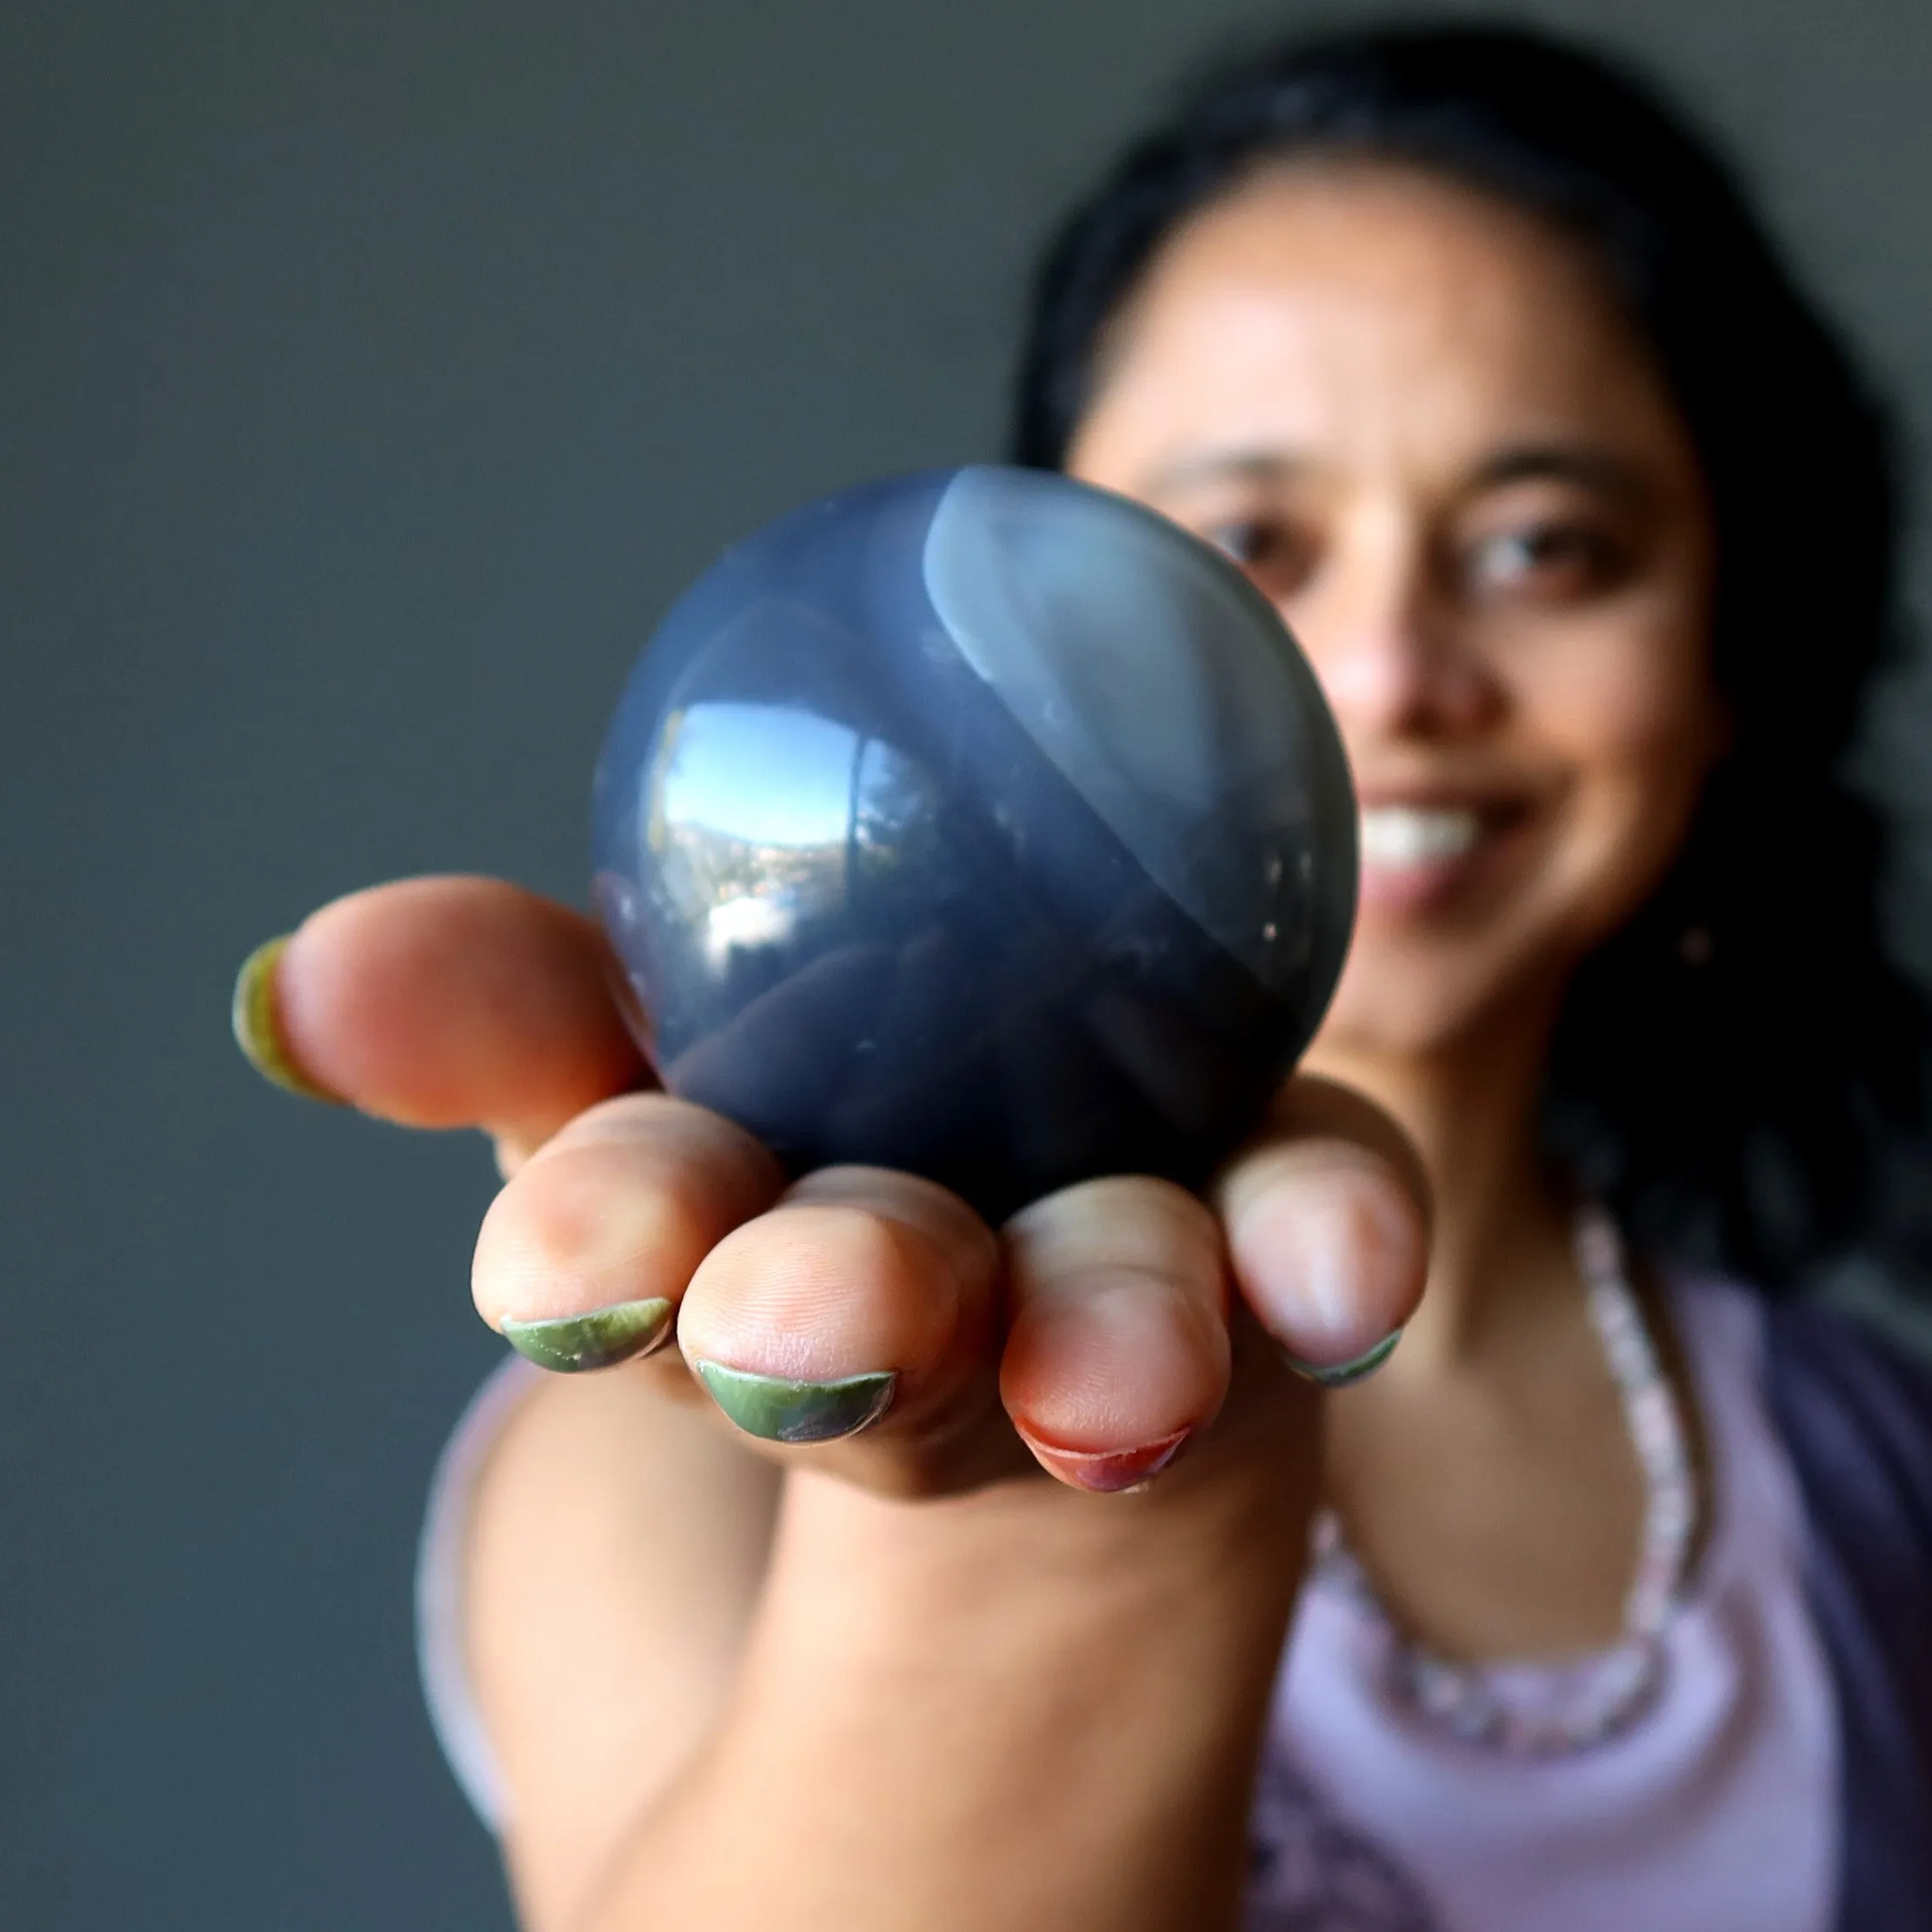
[231,876,650,1160]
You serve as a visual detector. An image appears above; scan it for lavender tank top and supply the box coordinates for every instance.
[1231,1282,1932,1931]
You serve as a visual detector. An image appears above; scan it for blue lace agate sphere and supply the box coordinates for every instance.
[592,466,1356,1221]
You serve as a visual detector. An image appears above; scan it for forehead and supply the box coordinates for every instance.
[1075,161,1683,476]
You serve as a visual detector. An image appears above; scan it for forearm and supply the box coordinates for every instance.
[573,1442,1314,1932]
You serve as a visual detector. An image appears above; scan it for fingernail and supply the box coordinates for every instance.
[690,1361,896,1444]
[1013,1423,1194,1494]
[501,1297,675,1372]
[230,936,343,1104]
[1282,1329,1402,1388]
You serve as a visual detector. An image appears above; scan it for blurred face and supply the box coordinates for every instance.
[1067,163,1722,1059]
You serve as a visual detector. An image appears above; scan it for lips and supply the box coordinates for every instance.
[1353,796,1533,915]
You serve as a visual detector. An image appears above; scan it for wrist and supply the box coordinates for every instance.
[670,1434,1316,1931]
[774,1422,1318,1637]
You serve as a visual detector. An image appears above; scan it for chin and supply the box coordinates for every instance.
[1307,936,1559,1066]
[1310,978,1472,1063]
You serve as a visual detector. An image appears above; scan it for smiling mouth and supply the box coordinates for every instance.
[1359,804,1483,869]
[1354,800,1529,913]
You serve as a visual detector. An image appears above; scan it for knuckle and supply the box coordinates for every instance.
[1006,1174,1222,1285]
[692,1201,926,1322]
[473,1136,711,1319]
[786,1168,998,1284]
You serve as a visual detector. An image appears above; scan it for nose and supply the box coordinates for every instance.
[1289,528,1502,740]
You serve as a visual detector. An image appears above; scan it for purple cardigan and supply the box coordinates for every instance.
[1762,1304,1932,1927]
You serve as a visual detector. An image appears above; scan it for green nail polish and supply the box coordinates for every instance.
[230,936,343,1104]
[691,1361,896,1443]
[501,1298,675,1373]
[1282,1329,1402,1388]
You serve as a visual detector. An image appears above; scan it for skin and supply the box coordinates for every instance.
[263,162,1724,1929]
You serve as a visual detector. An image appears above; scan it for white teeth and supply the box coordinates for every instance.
[1358,805,1482,869]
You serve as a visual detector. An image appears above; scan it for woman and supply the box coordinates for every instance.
[232,23,1932,1930]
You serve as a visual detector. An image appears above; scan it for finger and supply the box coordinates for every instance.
[232,876,648,1161]
[1214,1077,1429,1385]
[473,1092,785,1371]
[675,1169,1006,1489]
[999,1177,1230,1493]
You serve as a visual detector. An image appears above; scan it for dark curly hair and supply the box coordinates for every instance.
[1010,21,1929,1290]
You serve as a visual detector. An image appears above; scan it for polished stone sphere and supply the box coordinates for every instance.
[591,465,1356,1222]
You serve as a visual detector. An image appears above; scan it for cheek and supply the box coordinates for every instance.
[1529,630,1718,926]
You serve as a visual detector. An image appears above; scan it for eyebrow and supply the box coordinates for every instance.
[1140,442,1656,503]
[1141,450,1307,493]
[1472,443,1655,503]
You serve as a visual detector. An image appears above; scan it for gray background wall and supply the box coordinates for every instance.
[4,2,1929,1926]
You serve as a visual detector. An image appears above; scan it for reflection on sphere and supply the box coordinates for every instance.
[592,465,1356,1221]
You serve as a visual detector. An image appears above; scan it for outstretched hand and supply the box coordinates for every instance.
[242,874,1428,1501]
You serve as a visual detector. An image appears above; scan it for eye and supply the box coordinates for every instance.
[1201,516,1317,600]
[1463,521,1629,602]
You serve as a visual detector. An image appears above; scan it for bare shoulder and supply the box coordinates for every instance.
[464,1362,781,1927]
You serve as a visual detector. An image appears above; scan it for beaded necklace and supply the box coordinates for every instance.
[1310,1203,1697,1755]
